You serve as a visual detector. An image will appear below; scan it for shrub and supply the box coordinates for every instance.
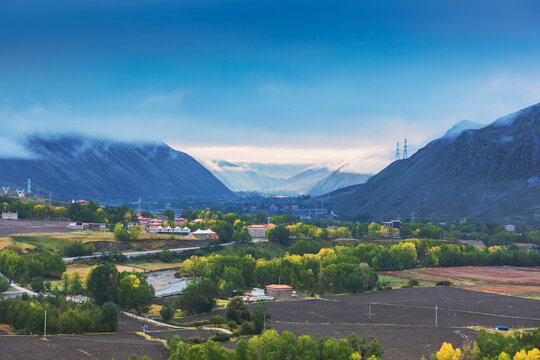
[226,297,251,324]
[407,279,419,287]
[436,280,452,286]
[210,315,226,325]
[212,332,231,342]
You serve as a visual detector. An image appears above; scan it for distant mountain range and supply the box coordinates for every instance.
[208,160,371,195]
[336,103,540,221]
[0,135,234,202]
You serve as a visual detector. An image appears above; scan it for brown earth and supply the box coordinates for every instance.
[0,220,74,236]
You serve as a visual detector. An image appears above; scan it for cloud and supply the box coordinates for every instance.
[0,136,35,159]
[138,89,188,109]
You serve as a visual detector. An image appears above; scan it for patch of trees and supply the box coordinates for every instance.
[0,249,65,285]
[0,295,117,334]
[430,328,540,360]
[169,329,383,360]
[1,197,68,220]
[63,240,95,257]
[86,263,154,314]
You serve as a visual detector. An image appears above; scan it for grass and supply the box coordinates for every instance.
[8,231,116,253]
[0,237,14,251]
[127,261,180,271]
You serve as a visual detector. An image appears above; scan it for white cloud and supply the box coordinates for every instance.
[138,89,188,108]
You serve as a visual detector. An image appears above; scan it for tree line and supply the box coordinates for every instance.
[169,329,383,360]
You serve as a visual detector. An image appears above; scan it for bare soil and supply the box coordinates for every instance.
[176,287,540,360]
[0,220,74,236]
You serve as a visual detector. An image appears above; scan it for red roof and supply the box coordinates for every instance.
[175,218,186,222]
[248,225,266,228]
[138,216,148,220]
[265,284,292,290]
[76,200,89,203]
[264,223,276,227]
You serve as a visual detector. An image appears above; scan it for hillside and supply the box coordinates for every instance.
[309,168,371,196]
[0,135,235,202]
[336,103,540,222]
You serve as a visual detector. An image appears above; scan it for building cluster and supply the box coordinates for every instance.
[67,222,106,231]
[136,216,217,239]
[242,284,293,302]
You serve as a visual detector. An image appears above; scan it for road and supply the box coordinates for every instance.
[120,311,232,334]
[63,241,236,263]
[0,271,38,298]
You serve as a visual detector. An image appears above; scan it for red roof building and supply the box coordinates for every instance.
[265,284,293,300]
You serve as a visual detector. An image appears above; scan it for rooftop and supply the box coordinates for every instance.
[266,284,292,290]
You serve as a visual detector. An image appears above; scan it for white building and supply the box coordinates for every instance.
[247,225,267,238]
[504,224,516,232]
[181,226,191,234]
[1,212,18,220]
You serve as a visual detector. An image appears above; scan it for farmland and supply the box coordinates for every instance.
[381,266,540,299]
[175,287,540,360]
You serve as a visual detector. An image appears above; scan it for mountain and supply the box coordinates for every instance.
[441,120,485,139]
[336,103,540,221]
[0,135,235,202]
[309,168,371,196]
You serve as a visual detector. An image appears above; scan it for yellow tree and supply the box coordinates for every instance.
[436,342,461,360]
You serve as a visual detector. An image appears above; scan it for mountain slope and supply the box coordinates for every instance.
[0,135,234,202]
[337,103,540,221]
[309,168,371,196]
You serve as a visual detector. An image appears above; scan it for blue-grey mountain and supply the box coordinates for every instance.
[336,103,540,222]
[0,135,234,202]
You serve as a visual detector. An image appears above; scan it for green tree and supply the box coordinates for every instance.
[86,263,119,305]
[178,279,216,315]
[116,273,154,314]
[253,302,270,334]
[162,209,176,221]
[225,296,251,324]
[0,277,9,294]
[114,223,130,242]
[160,299,176,322]
[268,225,291,245]
[101,301,118,331]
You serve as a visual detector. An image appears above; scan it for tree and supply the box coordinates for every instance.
[160,299,176,322]
[253,302,270,334]
[160,248,173,263]
[162,209,176,221]
[178,279,216,315]
[86,263,118,305]
[116,273,154,314]
[114,223,130,242]
[101,301,118,331]
[268,225,291,246]
[367,338,384,359]
[30,276,45,293]
[435,342,461,360]
[226,296,250,324]
[0,277,9,294]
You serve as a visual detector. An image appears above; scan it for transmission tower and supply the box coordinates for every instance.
[403,139,408,159]
[395,142,400,161]
[1,186,8,195]
[27,178,31,195]
[16,189,25,198]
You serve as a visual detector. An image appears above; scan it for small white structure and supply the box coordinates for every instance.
[504,224,516,232]
[173,226,181,233]
[164,226,173,233]
[1,212,18,220]
[192,228,217,239]
[181,226,191,234]
[242,288,274,302]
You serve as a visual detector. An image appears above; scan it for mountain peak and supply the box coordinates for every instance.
[442,120,485,139]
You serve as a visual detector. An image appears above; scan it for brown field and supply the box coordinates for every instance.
[0,220,75,236]
[381,266,540,298]
[176,287,540,360]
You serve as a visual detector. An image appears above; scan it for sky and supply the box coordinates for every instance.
[1,0,540,173]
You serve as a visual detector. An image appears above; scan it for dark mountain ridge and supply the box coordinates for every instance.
[0,135,234,202]
[337,103,540,222]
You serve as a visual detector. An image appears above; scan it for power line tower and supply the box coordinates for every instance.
[403,139,408,159]
[27,179,31,195]
[1,186,8,195]
[395,142,400,161]
[16,189,25,198]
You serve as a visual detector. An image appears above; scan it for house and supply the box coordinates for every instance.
[173,226,181,233]
[148,222,161,233]
[76,199,89,204]
[88,223,106,231]
[164,226,173,233]
[1,212,18,220]
[137,216,149,226]
[247,225,267,238]
[504,225,516,232]
[192,228,217,239]
[192,218,204,223]
[382,219,402,229]
[265,284,293,300]
[67,222,85,230]
[175,217,186,223]
[242,288,274,302]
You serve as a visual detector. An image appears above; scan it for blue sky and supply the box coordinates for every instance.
[1,0,540,172]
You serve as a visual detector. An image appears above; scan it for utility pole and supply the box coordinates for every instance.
[29,331,32,353]
[44,310,47,339]
[263,313,266,330]
[435,306,438,327]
